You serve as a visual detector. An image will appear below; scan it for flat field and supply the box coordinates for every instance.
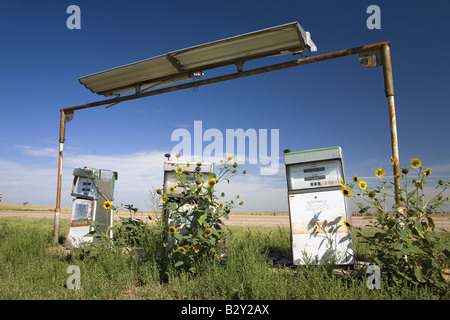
[0,209,448,300]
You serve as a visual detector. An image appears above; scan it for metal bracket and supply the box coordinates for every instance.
[235,60,245,73]
[359,50,382,67]
[64,110,74,122]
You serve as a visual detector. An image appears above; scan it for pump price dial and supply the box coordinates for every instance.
[287,159,343,190]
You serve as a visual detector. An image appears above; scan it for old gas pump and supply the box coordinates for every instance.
[284,147,354,266]
[68,167,118,247]
[162,159,214,231]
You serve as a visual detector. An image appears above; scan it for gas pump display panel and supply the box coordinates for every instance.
[164,172,196,196]
[163,161,213,195]
[73,177,96,198]
[287,159,343,191]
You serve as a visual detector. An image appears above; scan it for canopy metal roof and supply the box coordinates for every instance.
[78,21,317,97]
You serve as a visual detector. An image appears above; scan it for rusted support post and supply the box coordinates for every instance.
[381,43,401,205]
[53,109,67,244]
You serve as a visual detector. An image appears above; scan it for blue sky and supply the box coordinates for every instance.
[1,0,449,212]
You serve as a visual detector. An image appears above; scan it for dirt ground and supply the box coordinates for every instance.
[0,210,449,230]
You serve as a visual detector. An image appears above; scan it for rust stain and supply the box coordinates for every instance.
[70,220,90,228]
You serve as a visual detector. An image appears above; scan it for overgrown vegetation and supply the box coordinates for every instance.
[0,157,448,300]
[343,157,450,297]
[0,216,447,300]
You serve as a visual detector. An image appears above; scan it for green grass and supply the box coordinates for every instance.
[0,217,447,300]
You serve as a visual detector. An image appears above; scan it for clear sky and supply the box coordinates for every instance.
[1,0,449,212]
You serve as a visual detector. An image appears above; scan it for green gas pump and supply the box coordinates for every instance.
[68,167,118,247]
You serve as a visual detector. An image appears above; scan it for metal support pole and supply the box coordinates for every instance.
[53,109,66,244]
[381,43,401,205]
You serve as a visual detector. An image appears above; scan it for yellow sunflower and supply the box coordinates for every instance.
[339,177,344,186]
[353,176,359,183]
[414,180,423,189]
[410,158,421,169]
[148,214,155,222]
[226,155,234,162]
[359,181,367,190]
[169,186,176,192]
[342,186,351,197]
[175,167,183,174]
[208,178,217,187]
[161,195,168,203]
[204,228,212,235]
[424,168,431,177]
[168,226,177,234]
[375,168,385,178]
[178,246,186,253]
[343,220,353,228]
[103,201,112,210]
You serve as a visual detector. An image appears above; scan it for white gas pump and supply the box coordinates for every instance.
[68,167,118,247]
[162,160,213,230]
[284,147,354,266]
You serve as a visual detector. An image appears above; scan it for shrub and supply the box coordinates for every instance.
[160,155,246,273]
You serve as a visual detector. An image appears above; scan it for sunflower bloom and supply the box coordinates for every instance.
[103,201,112,210]
[390,156,395,165]
[208,178,217,187]
[185,162,190,168]
[342,186,351,197]
[175,167,183,174]
[339,177,344,186]
[343,220,352,228]
[168,226,177,234]
[204,228,212,235]
[161,195,168,203]
[148,214,155,221]
[359,181,367,190]
[424,168,431,177]
[410,158,421,169]
[233,161,238,168]
[169,186,176,192]
[414,180,423,189]
[375,168,385,178]
[353,176,359,183]
[226,155,234,162]
[178,246,186,253]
